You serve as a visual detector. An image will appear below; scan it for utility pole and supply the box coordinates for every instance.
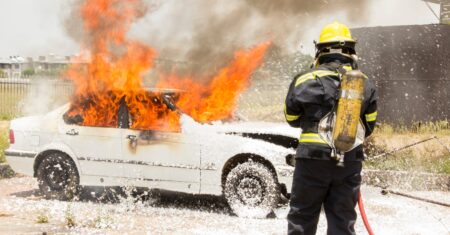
[423,0,450,24]
[442,1,450,24]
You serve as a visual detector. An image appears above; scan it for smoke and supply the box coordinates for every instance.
[20,78,72,116]
[65,0,370,77]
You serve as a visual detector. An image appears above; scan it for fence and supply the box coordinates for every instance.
[0,76,287,121]
[0,78,73,119]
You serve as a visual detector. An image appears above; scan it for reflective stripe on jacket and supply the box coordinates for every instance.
[285,59,378,161]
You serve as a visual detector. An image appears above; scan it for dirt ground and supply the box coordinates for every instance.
[0,121,8,130]
[0,176,449,235]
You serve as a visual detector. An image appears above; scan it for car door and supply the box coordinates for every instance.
[120,128,201,193]
[59,120,124,179]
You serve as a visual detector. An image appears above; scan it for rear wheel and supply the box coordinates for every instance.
[36,153,79,200]
[224,161,279,218]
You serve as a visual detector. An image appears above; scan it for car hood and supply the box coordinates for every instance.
[207,121,300,150]
[210,121,299,138]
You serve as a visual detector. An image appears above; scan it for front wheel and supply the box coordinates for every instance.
[224,161,280,218]
[36,153,80,200]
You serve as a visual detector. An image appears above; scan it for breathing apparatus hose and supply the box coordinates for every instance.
[358,191,375,235]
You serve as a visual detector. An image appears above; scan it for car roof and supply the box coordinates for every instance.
[143,88,185,95]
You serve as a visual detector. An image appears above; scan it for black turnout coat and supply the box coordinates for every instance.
[285,57,377,161]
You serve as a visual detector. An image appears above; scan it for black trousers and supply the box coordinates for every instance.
[287,159,362,235]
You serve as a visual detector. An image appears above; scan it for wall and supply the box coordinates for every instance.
[352,24,450,124]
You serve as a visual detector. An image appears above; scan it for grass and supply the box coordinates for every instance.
[36,213,49,224]
[90,214,114,229]
[375,121,450,135]
[65,205,76,228]
[0,122,8,163]
[365,121,450,174]
[0,86,27,121]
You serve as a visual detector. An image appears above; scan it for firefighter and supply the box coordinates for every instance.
[285,22,377,235]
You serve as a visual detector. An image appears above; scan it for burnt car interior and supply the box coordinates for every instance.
[63,90,181,130]
[118,96,130,129]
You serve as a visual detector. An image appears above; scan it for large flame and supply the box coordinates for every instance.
[157,42,270,122]
[65,0,269,131]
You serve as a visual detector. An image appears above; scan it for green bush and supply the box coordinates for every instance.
[0,124,8,163]
[21,68,35,77]
[0,113,15,121]
[0,135,7,163]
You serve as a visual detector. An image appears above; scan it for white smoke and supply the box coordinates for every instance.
[20,78,72,116]
[64,0,371,77]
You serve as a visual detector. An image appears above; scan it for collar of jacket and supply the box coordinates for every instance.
[317,53,356,68]
[317,61,354,82]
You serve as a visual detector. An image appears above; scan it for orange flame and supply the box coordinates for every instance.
[157,42,271,122]
[65,0,179,131]
[65,0,269,131]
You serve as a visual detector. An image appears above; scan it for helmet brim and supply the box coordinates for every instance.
[315,41,356,52]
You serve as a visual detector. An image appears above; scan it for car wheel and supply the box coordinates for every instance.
[224,161,279,218]
[36,153,79,200]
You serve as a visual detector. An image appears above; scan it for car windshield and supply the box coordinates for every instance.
[63,90,181,132]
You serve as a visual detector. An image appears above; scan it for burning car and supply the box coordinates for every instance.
[5,90,297,217]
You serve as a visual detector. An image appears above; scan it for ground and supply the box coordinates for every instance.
[0,176,449,235]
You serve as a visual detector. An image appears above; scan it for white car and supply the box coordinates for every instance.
[5,92,297,217]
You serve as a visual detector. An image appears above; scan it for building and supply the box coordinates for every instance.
[33,54,73,75]
[0,54,79,78]
[0,56,26,78]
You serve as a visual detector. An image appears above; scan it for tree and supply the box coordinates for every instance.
[21,68,35,77]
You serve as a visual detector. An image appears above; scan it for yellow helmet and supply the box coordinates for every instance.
[313,22,357,67]
[318,21,355,44]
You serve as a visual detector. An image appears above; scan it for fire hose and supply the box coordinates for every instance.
[381,189,450,207]
[357,135,450,235]
[367,135,450,209]
[358,191,375,235]
[366,136,438,161]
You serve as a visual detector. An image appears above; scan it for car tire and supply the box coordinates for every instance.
[36,153,80,201]
[224,161,280,218]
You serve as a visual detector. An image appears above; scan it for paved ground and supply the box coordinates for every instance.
[0,176,449,235]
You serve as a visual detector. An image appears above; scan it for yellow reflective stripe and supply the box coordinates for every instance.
[365,111,377,122]
[285,114,300,122]
[313,71,339,77]
[286,113,300,122]
[284,105,300,122]
[299,133,327,144]
[295,71,339,87]
[295,73,315,87]
[343,65,352,71]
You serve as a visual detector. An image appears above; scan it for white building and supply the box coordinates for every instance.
[0,56,26,78]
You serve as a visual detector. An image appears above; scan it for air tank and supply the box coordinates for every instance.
[332,70,366,153]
